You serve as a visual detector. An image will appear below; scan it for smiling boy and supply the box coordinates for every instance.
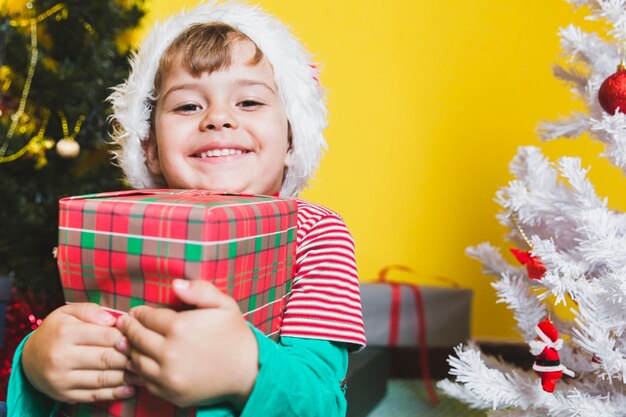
[8,3,365,416]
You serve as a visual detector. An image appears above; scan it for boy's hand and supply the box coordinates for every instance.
[22,303,136,403]
[117,279,259,408]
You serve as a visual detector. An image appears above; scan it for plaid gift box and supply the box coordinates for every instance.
[56,189,297,417]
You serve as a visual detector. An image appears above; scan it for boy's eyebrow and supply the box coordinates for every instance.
[160,79,277,102]
[161,83,201,102]
[235,79,277,95]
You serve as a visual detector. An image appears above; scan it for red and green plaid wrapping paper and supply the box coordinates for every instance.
[56,189,297,417]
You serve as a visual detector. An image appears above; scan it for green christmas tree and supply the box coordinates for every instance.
[0,0,145,395]
[0,0,145,297]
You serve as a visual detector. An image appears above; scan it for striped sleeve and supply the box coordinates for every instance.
[279,200,366,351]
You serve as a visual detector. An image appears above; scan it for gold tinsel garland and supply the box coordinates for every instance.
[0,3,86,168]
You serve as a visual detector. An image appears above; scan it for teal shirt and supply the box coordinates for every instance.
[7,325,348,417]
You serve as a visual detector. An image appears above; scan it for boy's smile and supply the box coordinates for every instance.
[146,39,290,195]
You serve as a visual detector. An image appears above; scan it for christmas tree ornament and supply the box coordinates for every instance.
[28,137,55,169]
[508,212,547,279]
[55,112,84,159]
[598,63,626,114]
[0,98,7,118]
[0,65,12,93]
[529,318,575,393]
[510,248,546,279]
[55,138,80,158]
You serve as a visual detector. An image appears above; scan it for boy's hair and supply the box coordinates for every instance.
[109,1,327,197]
[154,23,263,96]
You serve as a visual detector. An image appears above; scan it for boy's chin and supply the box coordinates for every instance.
[164,175,281,196]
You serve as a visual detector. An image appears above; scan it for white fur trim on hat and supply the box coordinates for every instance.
[108,0,327,197]
[534,324,563,351]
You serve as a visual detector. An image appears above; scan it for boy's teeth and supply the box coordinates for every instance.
[199,149,243,158]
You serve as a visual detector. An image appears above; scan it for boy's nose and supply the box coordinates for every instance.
[201,107,238,131]
[207,122,232,129]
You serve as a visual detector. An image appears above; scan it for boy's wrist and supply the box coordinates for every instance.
[229,323,260,411]
[21,331,46,395]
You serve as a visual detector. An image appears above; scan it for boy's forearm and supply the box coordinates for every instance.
[237,325,349,417]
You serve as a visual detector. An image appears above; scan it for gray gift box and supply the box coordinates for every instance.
[0,275,13,348]
[360,283,472,347]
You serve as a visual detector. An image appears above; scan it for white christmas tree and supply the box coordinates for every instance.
[438,1,626,416]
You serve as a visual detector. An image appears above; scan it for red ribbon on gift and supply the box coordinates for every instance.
[378,265,446,405]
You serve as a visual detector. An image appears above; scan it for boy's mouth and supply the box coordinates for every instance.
[192,148,250,158]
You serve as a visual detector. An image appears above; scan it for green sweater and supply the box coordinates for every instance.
[7,324,348,417]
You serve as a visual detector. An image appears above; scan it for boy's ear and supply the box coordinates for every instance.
[284,148,293,168]
[144,132,163,175]
[284,123,293,168]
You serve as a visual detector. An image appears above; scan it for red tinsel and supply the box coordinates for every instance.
[0,289,47,401]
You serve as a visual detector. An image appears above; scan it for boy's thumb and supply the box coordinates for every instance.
[171,279,229,309]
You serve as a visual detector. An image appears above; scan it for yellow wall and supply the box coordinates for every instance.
[7,0,626,340]
[140,1,626,341]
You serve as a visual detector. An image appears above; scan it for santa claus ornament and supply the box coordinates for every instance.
[529,318,575,392]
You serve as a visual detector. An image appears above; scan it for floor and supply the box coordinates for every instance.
[367,379,487,417]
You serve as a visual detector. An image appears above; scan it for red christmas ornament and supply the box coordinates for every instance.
[0,96,11,119]
[0,100,6,117]
[529,318,575,393]
[599,63,626,114]
[510,248,546,279]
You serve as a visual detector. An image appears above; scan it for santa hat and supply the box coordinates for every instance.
[529,318,563,355]
[108,0,327,197]
[537,319,559,343]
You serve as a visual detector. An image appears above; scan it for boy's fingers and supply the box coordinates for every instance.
[130,350,162,382]
[69,369,128,389]
[118,315,164,359]
[128,306,177,335]
[72,323,125,348]
[63,303,117,326]
[171,279,232,309]
[70,346,129,370]
[65,385,135,403]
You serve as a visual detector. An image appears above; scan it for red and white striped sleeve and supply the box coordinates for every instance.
[279,200,366,351]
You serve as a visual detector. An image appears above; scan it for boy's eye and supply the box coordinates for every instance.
[238,100,263,108]
[174,103,201,112]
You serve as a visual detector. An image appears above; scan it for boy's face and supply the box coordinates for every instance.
[147,39,290,195]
